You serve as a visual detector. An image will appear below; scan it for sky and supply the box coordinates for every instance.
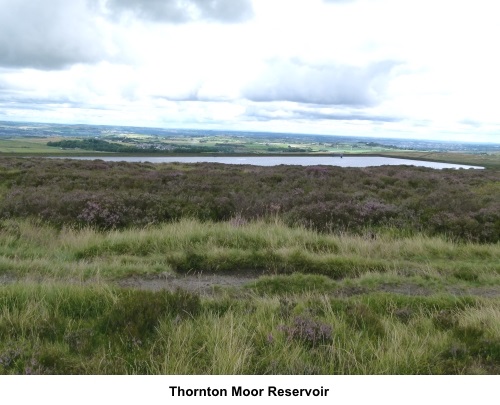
[0,0,499,142]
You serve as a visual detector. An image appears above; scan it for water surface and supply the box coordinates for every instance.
[68,156,484,169]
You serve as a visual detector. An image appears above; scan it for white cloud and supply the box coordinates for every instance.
[0,0,499,142]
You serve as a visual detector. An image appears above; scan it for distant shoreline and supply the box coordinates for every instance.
[1,151,498,169]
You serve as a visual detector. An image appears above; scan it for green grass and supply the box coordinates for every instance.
[1,218,498,282]
[0,283,498,374]
[0,138,116,155]
[380,151,500,170]
[0,218,499,374]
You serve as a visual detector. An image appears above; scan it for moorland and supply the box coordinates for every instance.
[0,122,499,374]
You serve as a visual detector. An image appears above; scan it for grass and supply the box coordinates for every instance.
[379,151,500,170]
[0,218,499,283]
[0,218,499,374]
[0,283,498,374]
[0,138,116,155]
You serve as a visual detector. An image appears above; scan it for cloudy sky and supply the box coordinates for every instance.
[0,0,499,142]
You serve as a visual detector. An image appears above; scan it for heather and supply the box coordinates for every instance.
[0,157,498,242]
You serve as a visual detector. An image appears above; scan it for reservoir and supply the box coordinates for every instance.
[68,156,484,169]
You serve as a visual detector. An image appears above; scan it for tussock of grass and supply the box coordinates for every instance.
[1,218,498,282]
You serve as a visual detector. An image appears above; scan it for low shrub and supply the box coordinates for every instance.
[279,315,333,348]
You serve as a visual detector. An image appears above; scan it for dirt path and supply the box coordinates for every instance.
[115,273,500,298]
[116,273,259,295]
[2,272,500,298]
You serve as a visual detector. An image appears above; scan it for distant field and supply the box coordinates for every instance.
[0,138,111,155]
[1,133,498,170]
[0,133,416,155]
[380,151,500,170]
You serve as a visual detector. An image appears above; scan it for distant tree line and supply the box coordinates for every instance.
[47,139,152,153]
[47,139,235,154]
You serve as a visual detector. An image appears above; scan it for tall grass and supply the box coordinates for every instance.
[0,218,498,374]
[0,283,498,374]
[1,218,498,282]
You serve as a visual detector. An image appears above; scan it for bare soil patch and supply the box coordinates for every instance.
[115,272,261,295]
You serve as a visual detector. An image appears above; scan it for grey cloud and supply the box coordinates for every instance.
[244,104,400,123]
[0,85,76,107]
[153,92,201,103]
[0,91,115,113]
[243,59,400,106]
[0,0,106,69]
[0,100,67,112]
[293,110,401,122]
[460,119,482,127]
[106,0,254,23]
[243,105,295,121]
